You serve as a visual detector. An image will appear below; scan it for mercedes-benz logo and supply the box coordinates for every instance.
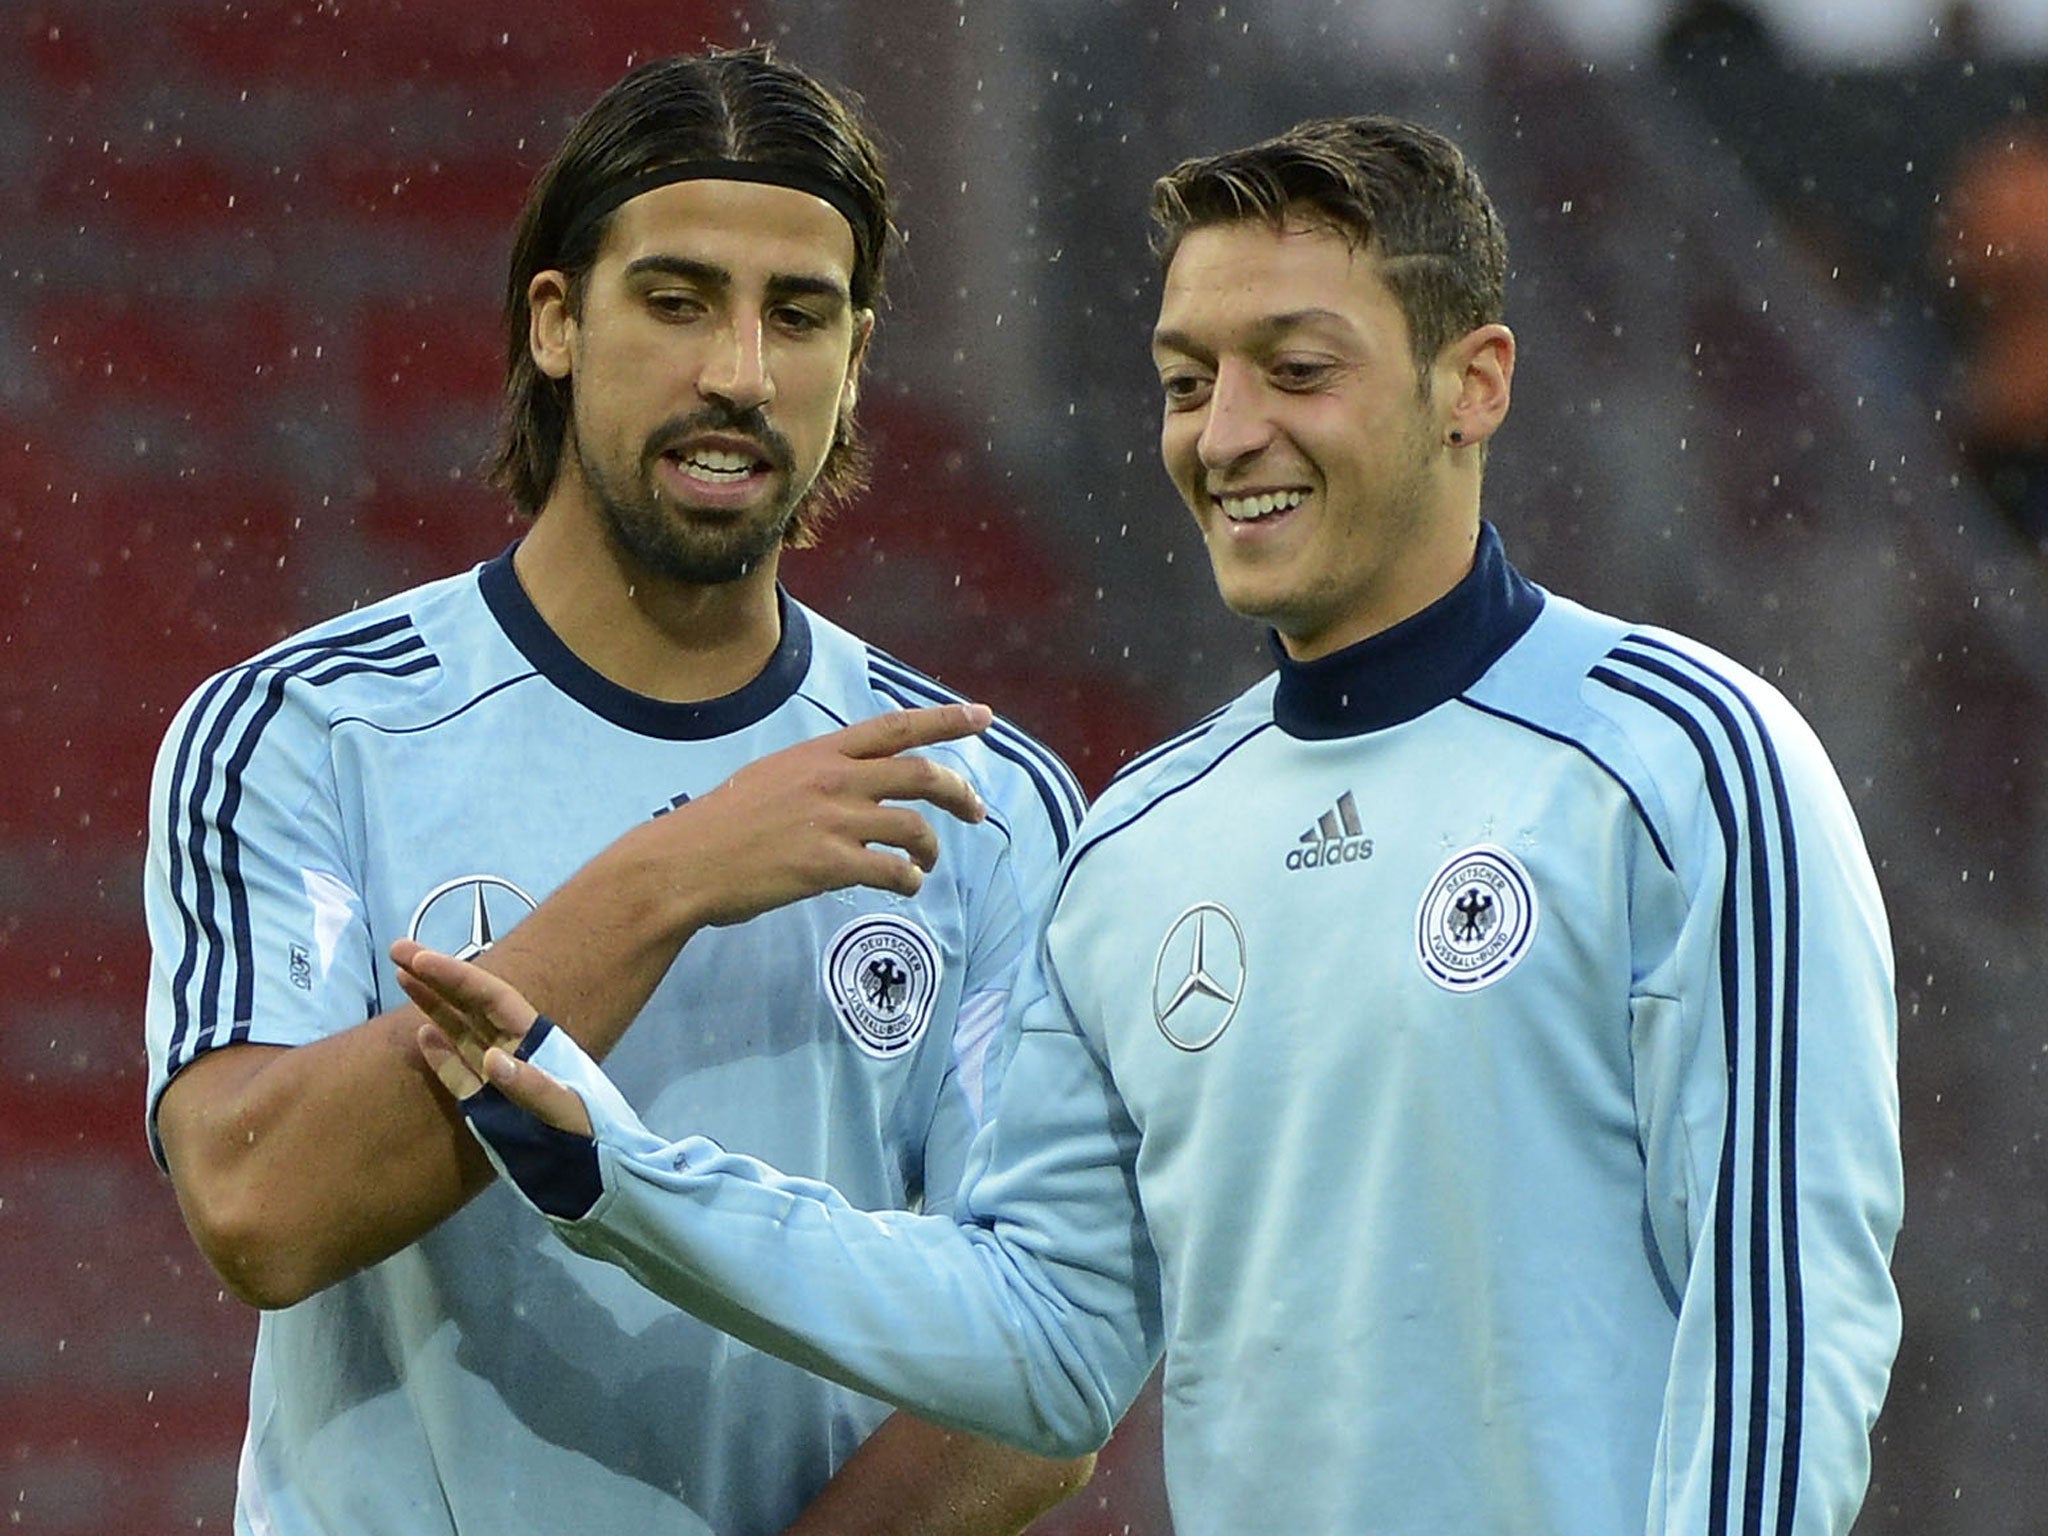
[1151,901,1246,1052]
[406,875,539,961]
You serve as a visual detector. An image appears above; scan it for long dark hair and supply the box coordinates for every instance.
[488,46,892,539]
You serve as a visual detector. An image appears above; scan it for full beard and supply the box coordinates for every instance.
[572,414,811,587]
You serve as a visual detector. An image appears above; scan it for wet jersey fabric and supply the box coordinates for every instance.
[461,525,1902,1536]
[143,544,1082,1536]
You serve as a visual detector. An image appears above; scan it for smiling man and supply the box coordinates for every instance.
[395,117,1903,1535]
[141,48,1092,1536]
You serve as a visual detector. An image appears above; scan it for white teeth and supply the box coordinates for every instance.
[1217,490,1306,522]
[678,448,756,478]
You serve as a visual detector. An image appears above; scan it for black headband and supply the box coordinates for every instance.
[556,159,871,269]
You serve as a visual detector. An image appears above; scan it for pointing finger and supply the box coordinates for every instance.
[834,703,993,761]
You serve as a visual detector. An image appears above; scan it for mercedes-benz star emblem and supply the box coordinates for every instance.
[406,875,539,961]
[1151,901,1246,1052]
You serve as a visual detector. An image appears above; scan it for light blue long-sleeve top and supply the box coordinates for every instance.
[474,525,1902,1536]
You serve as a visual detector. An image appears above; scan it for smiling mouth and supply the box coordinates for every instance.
[1213,489,1307,523]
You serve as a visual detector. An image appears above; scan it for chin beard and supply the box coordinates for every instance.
[577,438,809,587]
[601,491,798,585]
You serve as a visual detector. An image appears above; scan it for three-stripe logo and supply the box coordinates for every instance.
[1286,789,1374,870]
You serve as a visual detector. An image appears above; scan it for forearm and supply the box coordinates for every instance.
[154,702,993,1307]
[159,825,708,1306]
[780,1413,1092,1536]
[503,1021,1153,1456]
[160,1021,488,1307]
[472,814,713,1050]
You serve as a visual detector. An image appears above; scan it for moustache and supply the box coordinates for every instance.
[645,406,797,476]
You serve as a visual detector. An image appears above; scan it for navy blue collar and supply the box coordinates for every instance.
[478,543,812,740]
[1270,523,1544,740]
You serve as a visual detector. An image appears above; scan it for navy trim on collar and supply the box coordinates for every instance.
[478,544,812,740]
[1270,522,1545,740]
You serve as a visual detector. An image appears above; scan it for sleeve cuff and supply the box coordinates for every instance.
[460,1016,604,1220]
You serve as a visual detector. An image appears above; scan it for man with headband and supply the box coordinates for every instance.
[142,48,1092,1535]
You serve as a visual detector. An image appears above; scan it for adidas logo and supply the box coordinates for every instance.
[1284,790,1374,871]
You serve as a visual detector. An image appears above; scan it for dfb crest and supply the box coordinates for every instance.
[823,914,943,1059]
[1415,845,1538,991]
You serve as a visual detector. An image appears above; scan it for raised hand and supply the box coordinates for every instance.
[666,702,994,928]
[395,940,594,1137]
[390,703,997,1128]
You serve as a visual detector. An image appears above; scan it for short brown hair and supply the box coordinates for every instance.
[488,46,891,538]
[1149,116,1507,387]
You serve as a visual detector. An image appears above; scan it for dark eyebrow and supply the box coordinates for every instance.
[1152,308,1359,357]
[622,254,850,309]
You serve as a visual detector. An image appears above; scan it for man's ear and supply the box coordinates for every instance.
[529,270,575,381]
[842,309,876,413]
[1440,323,1515,448]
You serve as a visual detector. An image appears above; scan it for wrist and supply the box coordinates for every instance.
[618,813,720,939]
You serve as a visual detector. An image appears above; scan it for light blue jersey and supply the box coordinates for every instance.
[142,545,1082,1536]
[463,525,1902,1536]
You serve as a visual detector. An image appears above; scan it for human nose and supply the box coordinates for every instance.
[1195,361,1272,471]
[697,315,774,413]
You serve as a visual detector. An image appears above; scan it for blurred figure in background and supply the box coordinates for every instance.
[1658,0,1778,71]
[1940,119,2048,547]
